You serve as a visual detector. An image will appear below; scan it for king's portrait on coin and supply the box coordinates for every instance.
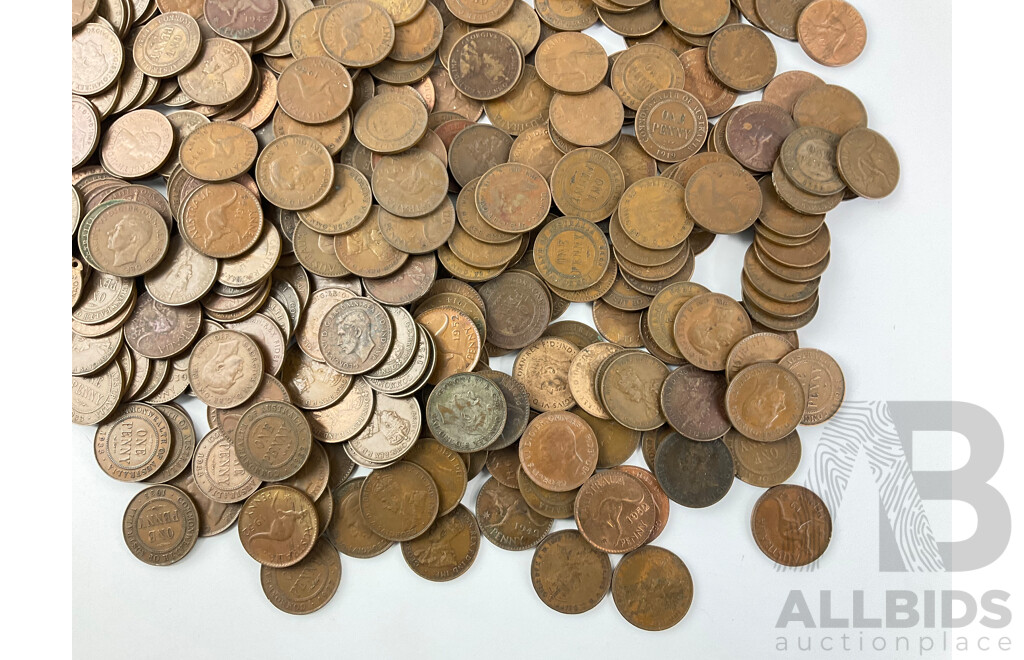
[202,340,245,395]
[106,215,154,268]
[333,307,376,362]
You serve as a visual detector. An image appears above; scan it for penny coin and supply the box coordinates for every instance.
[457,178,516,243]
[72,23,124,95]
[277,56,352,124]
[509,125,563,180]
[599,351,668,431]
[474,163,551,233]
[177,38,252,105]
[296,165,372,235]
[617,177,691,249]
[646,282,709,359]
[779,126,845,196]
[71,96,101,169]
[94,403,172,482]
[661,364,731,441]
[71,329,123,377]
[725,102,796,172]
[707,23,777,92]
[723,428,801,487]
[610,43,686,111]
[777,348,845,424]
[326,477,392,557]
[614,465,669,543]
[307,377,375,443]
[360,461,439,541]
[180,181,264,258]
[123,292,201,359]
[448,123,513,187]
[272,106,351,156]
[836,128,900,199]
[684,161,761,234]
[517,467,577,519]
[532,217,610,291]
[725,362,805,442]
[756,0,813,40]
[320,0,395,67]
[575,469,656,553]
[354,92,428,154]
[144,235,218,306]
[192,426,262,503]
[792,84,867,136]
[574,409,640,468]
[513,338,579,412]
[261,538,341,615]
[762,70,824,114]
[483,64,551,136]
[204,0,280,40]
[612,545,694,631]
[294,286,355,360]
[640,425,672,472]
[673,293,751,371]
[568,342,624,419]
[277,440,331,501]
[518,411,598,491]
[345,392,420,465]
[256,135,335,210]
[484,444,521,488]
[333,210,409,278]
[756,177,825,238]
[365,306,418,379]
[534,31,607,94]
[99,110,173,179]
[72,0,100,30]
[535,0,597,30]
[448,29,523,101]
[72,362,124,426]
[79,201,169,277]
[797,0,867,67]
[676,48,732,119]
[592,299,643,346]
[751,484,832,566]
[548,85,623,147]
[444,0,513,24]
[238,484,318,567]
[654,432,734,507]
[167,471,243,537]
[660,0,729,35]
[635,88,708,162]
[179,121,258,182]
[426,372,507,451]
[72,273,133,329]
[725,331,794,381]
[143,404,196,484]
[378,201,455,255]
[771,158,843,215]
[550,147,624,222]
[319,297,393,375]
[476,477,553,550]
[531,529,611,614]
[401,504,480,581]
[122,485,199,566]
[291,223,350,277]
[234,401,312,481]
[188,329,264,408]
[403,437,469,515]
[415,305,482,384]
[133,12,201,78]
[372,149,448,217]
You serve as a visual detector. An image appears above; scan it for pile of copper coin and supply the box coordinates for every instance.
[72,0,898,629]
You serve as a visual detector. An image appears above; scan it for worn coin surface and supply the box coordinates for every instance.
[778,348,845,424]
[518,411,598,492]
[599,351,668,431]
[94,403,171,482]
[634,88,708,162]
[123,293,201,359]
[707,23,777,92]
[261,538,342,615]
[531,529,611,614]
[319,297,393,375]
[360,461,439,541]
[234,401,312,481]
[575,469,656,554]
[178,38,253,105]
[654,432,734,507]
[326,477,393,558]
[836,128,900,199]
[660,364,732,441]
[792,83,867,135]
[673,293,751,371]
[277,56,352,124]
[426,373,506,452]
[401,504,480,581]
[476,477,553,550]
[80,202,170,277]
[474,163,551,233]
[751,484,832,566]
[533,217,610,292]
[685,161,761,234]
[617,177,691,250]
[256,135,335,210]
[723,428,801,487]
[179,121,258,182]
[448,29,523,100]
[415,305,481,384]
[568,342,624,419]
[535,31,607,94]
[72,23,125,95]
[122,485,199,566]
[512,337,579,411]
[797,0,867,67]
[612,545,694,631]
[239,484,319,567]
[189,328,264,406]
[550,147,624,222]
[725,363,805,442]
[320,0,395,67]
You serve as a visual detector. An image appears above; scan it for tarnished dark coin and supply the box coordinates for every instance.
[402,504,480,581]
[476,477,553,550]
[477,271,550,350]
[574,469,656,554]
[426,372,507,452]
[612,545,694,631]
[448,123,513,187]
[517,467,577,519]
[448,29,523,100]
[123,292,201,359]
[779,126,846,196]
[484,444,521,488]
[326,477,393,558]
[654,432,734,507]
[531,529,611,614]
[360,461,439,541]
[261,539,342,615]
[723,428,801,487]
[574,408,640,468]
[476,370,531,450]
[122,485,199,566]
[660,364,731,441]
[751,484,832,566]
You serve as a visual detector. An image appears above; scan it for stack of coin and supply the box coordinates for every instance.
[73,0,890,627]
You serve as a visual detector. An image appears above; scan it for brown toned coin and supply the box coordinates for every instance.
[612,545,694,631]
[179,121,258,182]
[549,147,624,222]
[660,364,731,441]
[646,282,709,359]
[279,441,331,502]
[771,158,843,215]
[448,29,523,101]
[333,210,409,278]
[261,538,341,615]
[298,165,373,235]
[403,437,469,515]
[188,329,264,408]
[415,305,482,384]
[836,128,900,199]
[614,465,669,542]
[725,331,794,381]
[548,85,623,148]
[474,163,551,233]
[205,0,280,39]
[574,409,640,468]
[592,300,643,347]
[401,504,480,581]
[144,404,196,484]
[307,376,375,443]
[79,201,170,277]
[94,403,171,482]
[617,177,691,249]
[635,88,708,162]
[168,470,243,537]
[574,469,656,553]
[756,176,825,237]
[531,529,611,614]
[707,23,777,92]
[673,292,751,371]
[512,338,579,412]
[256,135,335,210]
[654,432,734,507]
[378,200,456,254]
[100,109,174,179]
[751,484,832,566]
[777,348,845,424]
[725,102,797,172]
[372,149,448,217]
[320,0,395,67]
[476,477,553,550]
[234,401,312,481]
[72,96,101,169]
[797,0,867,67]
[725,362,805,442]
[122,485,199,566]
[610,43,686,111]
[533,216,610,291]
[178,38,253,105]
[71,329,123,377]
[354,90,429,154]
[762,70,824,114]
[295,286,356,361]
[180,181,264,258]
[599,351,668,431]
[792,84,867,136]
[448,123,513,187]
[484,444,521,488]
[272,107,351,156]
[123,293,201,359]
[510,125,566,181]
[277,56,352,124]
[568,342,624,419]
[326,477,393,557]
[517,467,577,519]
[475,371,531,450]
[319,297,393,375]
[292,223,350,277]
[779,126,845,196]
[144,235,218,306]
[192,426,262,503]
[238,484,318,567]
[72,362,123,426]
[426,372,507,452]
[678,48,734,118]
[534,31,607,94]
[360,461,439,541]
[483,64,551,136]
[685,161,761,234]
[756,0,813,40]
[723,428,801,487]
[518,411,598,491]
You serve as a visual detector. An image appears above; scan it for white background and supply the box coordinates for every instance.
[6,0,1016,657]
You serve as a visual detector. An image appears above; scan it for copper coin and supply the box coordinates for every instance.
[238,484,318,567]
[448,123,513,187]
[531,529,611,614]
[401,504,480,581]
[179,121,258,182]
[94,403,172,482]
[72,362,124,426]
[512,337,579,411]
[779,126,846,196]
[320,0,395,67]
[646,282,709,359]
[598,351,667,431]
[574,469,656,553]
[307,377,375,443]
[72,96,101,169]
[751,484,832,566]
[533,216,610,291]
[617,176,692,249]
[483,64,551,136]
[725,102,797,172]
[99,109,174,179]
[319,297,393,375]
[574,408,640,468]
[549,147,624,222]
[518,410,598,491]
[123,292,201,359]
[484,444,521,488]
[756,0,814,40]
[122,485,199,566]
[333,209,410,278]
[277,56,352,124]
[177,38,253,105]
[797,0,867,67]
[261,538,342,615]
[426,372,507,451]
[592,299,643,347]
[272,106,351,156]
[372,149,449,217]
[297,164,372,235]
[568,342,624,419]
[188,329,264,408]
[509,124,563,180]
[756,176,825,238]
[448,29,523,101]
[777,348,845,424]
[723,428,801,487]
[133,11,201,78]
[360,461,439,541]
[168,470,244,537]
[476,477,553,550]
[673,292,751,371]
[475,370,531,450]
[403,437,469,515]
[762,70,825,114]
[444,0,514,25]
[610,43,686,111]
[612,545,694,631]
[72,23,124,96]
[180,181,265,258]
[378,199,456,254]
[354,90,429,153]
[635,88,708,162]
[415,305,482,384]
[534,31,607,94]
[654,432,734,507]
[792,83,867,136]
[725,362,805,442]
[661,364,731,441]
[234,401,312,481]
[771,158,843,215]
[836,128,900,199]
[614,465,669,543]
[517,467,577,519]
[279,441,331,500]
[474,163,551,233]
[79,202,170,277]
[144,404,196,484]
[725,331,795,381]
[684,161,761,234]
[548,85,623,147]
[707,23,777,92]
[256,134,335,210]
[326,477,393,558]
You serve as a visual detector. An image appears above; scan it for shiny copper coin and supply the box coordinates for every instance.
[180,181,264,258]
[239,484,319,567]
[751,484,832,566]
[518,411,598,492]
[612,545,694,631]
